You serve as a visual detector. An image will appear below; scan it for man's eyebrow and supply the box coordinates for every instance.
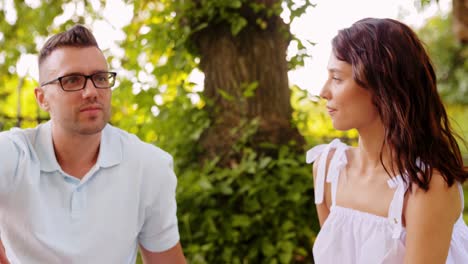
[57,70,109,76]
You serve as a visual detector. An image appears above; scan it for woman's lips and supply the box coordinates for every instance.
[326,106,337,114]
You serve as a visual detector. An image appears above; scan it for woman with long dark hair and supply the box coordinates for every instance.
[307,18,468,263]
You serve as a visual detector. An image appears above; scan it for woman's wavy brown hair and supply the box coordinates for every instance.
[332,18,467,190]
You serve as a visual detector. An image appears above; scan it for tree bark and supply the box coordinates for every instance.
[193,3,304,164]
[453,0,468,43]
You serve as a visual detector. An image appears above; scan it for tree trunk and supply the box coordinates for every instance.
[453,0,468,43]
[193,3,304,164]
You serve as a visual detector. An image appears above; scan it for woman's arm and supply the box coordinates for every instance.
[404,172,461,264]
[313,156,331,227]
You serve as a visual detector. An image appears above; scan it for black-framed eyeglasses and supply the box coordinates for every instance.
[40,72,117,92]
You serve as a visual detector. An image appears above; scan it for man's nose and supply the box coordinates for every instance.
[82,78,98,98]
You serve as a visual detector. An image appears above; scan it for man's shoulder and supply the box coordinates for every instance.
[106,125,172,163]
[0,125,37,137]
[0,124,42,150]
[0,125,42,186]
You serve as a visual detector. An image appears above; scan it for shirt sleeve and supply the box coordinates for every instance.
[0,132,21,197]
[138,153,180,252]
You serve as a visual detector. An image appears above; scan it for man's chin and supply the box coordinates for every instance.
[78,121,108,135]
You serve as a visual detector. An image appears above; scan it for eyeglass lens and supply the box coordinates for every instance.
[61,73,115,91]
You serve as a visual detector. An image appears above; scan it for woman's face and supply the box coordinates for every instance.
[319,52,380,131]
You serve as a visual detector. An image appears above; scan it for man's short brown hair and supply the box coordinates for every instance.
[38,24,99,66]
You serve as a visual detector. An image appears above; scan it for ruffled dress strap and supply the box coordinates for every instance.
[306,139,348,205]
[457,183,465,211]
[386,175,408,239]
[454,182,467,225]
[386,159,429,239]
[386,173,467,239]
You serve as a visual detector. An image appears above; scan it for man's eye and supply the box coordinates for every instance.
[94,74,109,82]
[62,76,81,84]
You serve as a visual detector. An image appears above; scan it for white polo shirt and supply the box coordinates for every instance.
[0,121,180,264]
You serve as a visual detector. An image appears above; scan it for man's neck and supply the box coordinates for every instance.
[51,126,102,179]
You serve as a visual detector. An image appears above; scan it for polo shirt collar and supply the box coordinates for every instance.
[97,123,122,168]
[35,121,59,172]
[36,121,122,172]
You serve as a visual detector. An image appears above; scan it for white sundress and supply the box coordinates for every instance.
[306,139,468,264]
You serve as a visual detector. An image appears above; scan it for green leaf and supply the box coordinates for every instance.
[242,81,259,98]
[261,240,276,257]
[217,88,235,101]
[258,156,272,169]
[230,16,248,35]
[230,0,242,9]
[231,214,250,227]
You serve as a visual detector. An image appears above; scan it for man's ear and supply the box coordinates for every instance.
[35,87,49,111]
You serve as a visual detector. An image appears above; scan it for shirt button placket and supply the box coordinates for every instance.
[71,186,87,221]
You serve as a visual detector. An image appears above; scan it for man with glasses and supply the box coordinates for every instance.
[0,25,186,263]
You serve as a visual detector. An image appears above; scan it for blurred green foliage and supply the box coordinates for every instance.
[417,13,468,163]
[177,145,316,263]
[418,14,468,105]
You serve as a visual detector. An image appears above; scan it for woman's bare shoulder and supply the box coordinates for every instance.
[405,170,461,223]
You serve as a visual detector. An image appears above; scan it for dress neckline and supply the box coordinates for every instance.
[331,205,388,221]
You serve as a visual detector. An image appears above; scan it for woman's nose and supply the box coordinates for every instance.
[319,79,330,100]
